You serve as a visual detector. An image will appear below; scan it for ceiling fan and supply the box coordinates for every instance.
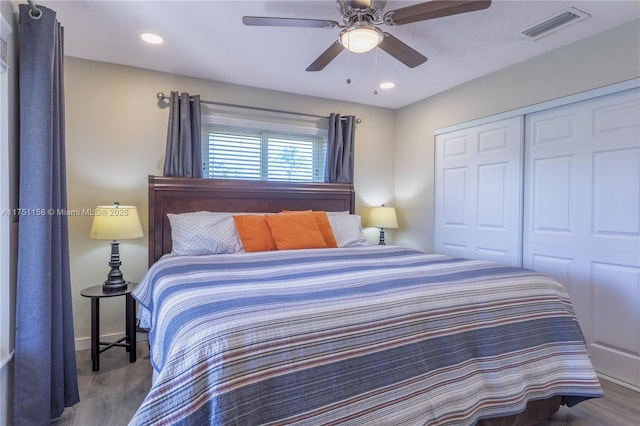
[243,0,492,72]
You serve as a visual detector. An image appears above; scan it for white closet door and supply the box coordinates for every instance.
[524,88,640,387]
[435,117,523,266]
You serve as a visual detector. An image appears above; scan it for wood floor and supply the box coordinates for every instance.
[55,344,639,426]
[55,344,152,426]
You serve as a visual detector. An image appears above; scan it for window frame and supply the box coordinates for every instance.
[201,112,328,183]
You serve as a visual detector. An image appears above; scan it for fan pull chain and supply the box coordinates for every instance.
[373,48,379,95]
[346,48,352,85]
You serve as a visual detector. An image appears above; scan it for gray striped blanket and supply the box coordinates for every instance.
[130,245,602,425]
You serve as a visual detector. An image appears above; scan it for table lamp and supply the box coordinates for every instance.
[368,205,398,245]
[90,202,143,291]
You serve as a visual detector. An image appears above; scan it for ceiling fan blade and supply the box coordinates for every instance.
[385,1,491,25]
[378,33,427,68]
[242,16,339,29]
[306,42,345,72]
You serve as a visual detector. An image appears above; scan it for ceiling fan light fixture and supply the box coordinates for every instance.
[339,24,384,53]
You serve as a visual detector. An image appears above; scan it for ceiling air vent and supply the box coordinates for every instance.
[522,7,590,40]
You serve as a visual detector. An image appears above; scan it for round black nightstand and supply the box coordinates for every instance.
[80,282,137,371]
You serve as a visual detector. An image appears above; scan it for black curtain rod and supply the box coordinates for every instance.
[156,92,360,124]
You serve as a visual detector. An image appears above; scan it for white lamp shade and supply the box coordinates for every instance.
[339,25,384,53]
[368,206,398,229]
[89,205,144,240]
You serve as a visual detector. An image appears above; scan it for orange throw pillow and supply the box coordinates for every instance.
[266,212,328,250]
[233,215,277,252]
[282,210,338,248]
[310,211,338,248]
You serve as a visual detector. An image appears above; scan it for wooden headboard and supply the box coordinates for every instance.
[148,175,355,265]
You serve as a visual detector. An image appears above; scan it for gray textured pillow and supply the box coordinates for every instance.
[328,214,369,247]
[167,211,243,255]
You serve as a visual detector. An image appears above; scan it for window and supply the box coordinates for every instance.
[202,125,327,182]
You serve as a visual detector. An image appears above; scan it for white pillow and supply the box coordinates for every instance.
[328,214,369,247]
[167,211,243,255]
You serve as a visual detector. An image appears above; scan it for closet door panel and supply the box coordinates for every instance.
[524,87,640,387]
[530,254,574,293]
[592,148,639,237]
[592,262,639,353]
[531,156,574,234]
[591,260,640,386]
[477,163,508,229]
[435,117,523,266]
[437,131,473,259]
[442,167,467,228]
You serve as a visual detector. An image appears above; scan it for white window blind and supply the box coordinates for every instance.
[203,126,327,182]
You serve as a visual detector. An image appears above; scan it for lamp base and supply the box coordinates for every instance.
[102,278,128,292]
[102,240,129,291]
[378,228,386,245]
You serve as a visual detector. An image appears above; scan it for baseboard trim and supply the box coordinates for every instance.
[597,373,640,393]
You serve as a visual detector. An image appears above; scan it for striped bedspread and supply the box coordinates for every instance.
[130,245,602,425]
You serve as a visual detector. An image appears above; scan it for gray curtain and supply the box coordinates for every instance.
[14,5,79,424]
[163,91,202,177]
[326,113,356,183]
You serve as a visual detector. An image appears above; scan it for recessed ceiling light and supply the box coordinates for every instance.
[379,82,395,89]
[140,33,164,45]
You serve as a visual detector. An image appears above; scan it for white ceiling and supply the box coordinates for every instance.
[23,1,640,109]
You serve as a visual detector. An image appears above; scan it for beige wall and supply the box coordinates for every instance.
[394,19,640,252]
[64,58,397,343]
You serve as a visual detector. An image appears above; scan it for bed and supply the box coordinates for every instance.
[130,175,602,425]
